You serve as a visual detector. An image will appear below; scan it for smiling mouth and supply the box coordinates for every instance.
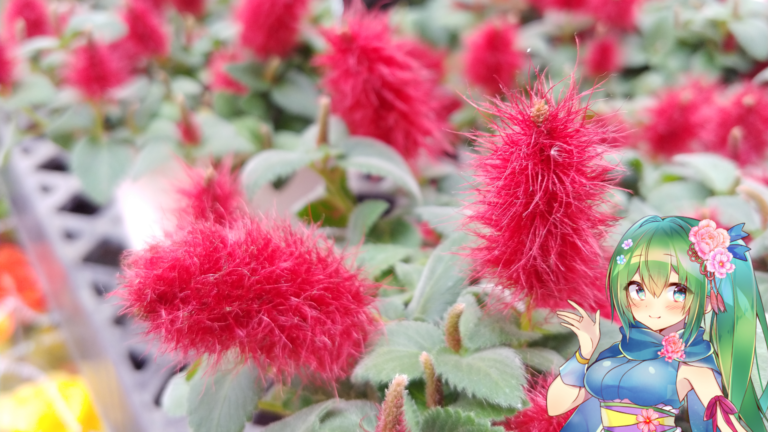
[649,315,661,319]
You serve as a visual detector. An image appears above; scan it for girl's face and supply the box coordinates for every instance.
[627,269,689,331]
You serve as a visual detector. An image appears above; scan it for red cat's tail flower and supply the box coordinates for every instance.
[66,35,131,101]
[463,19,524,95]
[175,161,246,226]
[702,82,768,166]
[529,0,589,12]
[585,34,622,78]
[588,0,642,30]
[207,47,248,95]
[464,73,621,313]
[236,0,310,59]
[642,79,719,159]
[169,0,206,17]
[0,41,14,93]
[117,214,378,383]
[2,0,51,42]
[497,372,575,432]
[315,11,450,165]
[122,1,170,60]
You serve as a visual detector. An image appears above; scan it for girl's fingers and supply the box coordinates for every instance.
[568,301,593,324]
[557,313,583,327]
[557,311,582,321]
[595,309,601,325]
[559,322,581,335]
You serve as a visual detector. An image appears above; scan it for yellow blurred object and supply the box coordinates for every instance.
[0,373,103,432]
[0,309,14,342]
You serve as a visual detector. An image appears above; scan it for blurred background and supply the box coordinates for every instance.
[0,0,767,431]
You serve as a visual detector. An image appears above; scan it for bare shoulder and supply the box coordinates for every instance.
[676,362,718,401]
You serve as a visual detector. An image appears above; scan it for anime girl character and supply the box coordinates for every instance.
[547,216,768,431]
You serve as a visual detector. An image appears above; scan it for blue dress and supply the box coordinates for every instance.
[561,322,721,432]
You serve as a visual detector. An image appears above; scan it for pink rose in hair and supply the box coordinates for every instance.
[689,219,730,260]
[707,248,735,279]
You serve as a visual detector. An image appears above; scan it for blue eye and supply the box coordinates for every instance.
[629,283,646,300]
[669,285,687,303]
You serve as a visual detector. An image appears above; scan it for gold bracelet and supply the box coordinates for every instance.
[575,349,590,364]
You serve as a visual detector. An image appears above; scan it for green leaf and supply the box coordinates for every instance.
[213,92,242,118]
[415,206,463,236]
[7,73,57,109]
[300,115,349,148]
[353,321,444,385]
[160,372,190,417]
[705,195,761,230]
[449,397,519,422]
[273,131,305,151]
[338,136,422,202]
[269,70,320,120]
[458,294,541,350]
[263,400,337,432]
[172,76,204,98]
[728,18,768,61]
[240,149,325,198]
[71,139,133,205]
[378,296,407,321]
[187,366,262,432]
[404,392,422,432]
[433,347,526,408]
[394,262,424,291]
[672,153,739,195]
[46,104,94,137]
[133,82,167,129]
[406,233,472,322]
[18,36,60,58]
[66,11,127,42]
[516,347,566,372]
[317,400,378,432]
[645,181,711,215]
[195,112,255,157]
[355,244,414,278]
[420,407,505,432]
[225,62,270,92]
[347,199,390,246]
[130,143,180,178]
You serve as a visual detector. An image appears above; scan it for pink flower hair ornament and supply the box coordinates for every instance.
[687,220,750,314]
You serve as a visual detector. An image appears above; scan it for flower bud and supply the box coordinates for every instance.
[445,303,464,353]
[419,352,442,408]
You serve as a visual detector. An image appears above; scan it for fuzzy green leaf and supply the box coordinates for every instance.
[375,321,445,351]
[420,407,505,432]
[46,104,94,137]
[65,11,127,42]
[404,392,422,432]
[377,296,407,321]
[263,400,337,432]
[130,143,180,179]
[728,18,768,61]
[160,372,190,417]
[241,149,325,198]
[17,36,60,58]
[72,139,133,205]
[433,347,526,408]
[449,397,519,422]
[645,181,711,215]
[394,262,424,291]
[516,347,566,372]
[300,115,349,148]
[317,400,378,432]
[337,136,422,202]
[407,233,472,322]
[225,62,270,92]
[195,112,255,157]
[269,70,320,120]
[458,294,542,350]
[187,366,262,432]
[355,244,414,278]
[672,153,739,195]
[347,199,390,246]
[6,73,57,109]
[415,206,463,236]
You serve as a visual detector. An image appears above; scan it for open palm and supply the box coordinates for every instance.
[557,301,601,360]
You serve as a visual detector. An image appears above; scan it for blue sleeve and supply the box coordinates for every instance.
[560,396,602,432]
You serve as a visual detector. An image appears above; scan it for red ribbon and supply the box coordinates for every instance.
[704,395,738,432]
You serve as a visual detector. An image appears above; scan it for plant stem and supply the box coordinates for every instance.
[90,100,105,142]
[519,298,535,332]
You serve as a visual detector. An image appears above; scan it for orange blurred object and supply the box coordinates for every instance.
[0,243,46,312]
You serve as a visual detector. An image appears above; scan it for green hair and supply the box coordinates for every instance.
[608,215,768,431]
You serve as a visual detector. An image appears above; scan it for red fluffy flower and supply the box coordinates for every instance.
[585,34,622,77]
[588,0,641,30]
[398,39,446,82]
[66,37,130,101]
[169,0,206,17]
[122,2,169,60]
[118,215,378,383]
[498,373,575,432]
[315,12,450,164]
[464,20,524,95]
[642,80,718,159]
[529,0,589,12]
[175,162,245,226]
[701,83,768,166]
[236,0,310,59]
[0,41,13,92]
[464,74,620,313]
[208,47,248,95]
[2,0,51,42]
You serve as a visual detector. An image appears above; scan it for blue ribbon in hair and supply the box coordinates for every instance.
[727,223,750,262]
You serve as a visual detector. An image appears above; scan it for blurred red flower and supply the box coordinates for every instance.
[118,215,378,383]
[2,0,51,42]
[463,20,524,95]
[529,0,589,12]
[589,0,642,30]
[169,0,206,17]
[236,0,310,59]
[315,12,451,165]
[464,73,621,313]
[702,82,768,166]
[66,37,130,101]
[0,41,13,92]
[123,1,170,60]
[585,34,622,78]
[0,244,46,313]
[208,47,249,95]
[643,80,718,159]
[175,161,246,226]
[498,372,575,432]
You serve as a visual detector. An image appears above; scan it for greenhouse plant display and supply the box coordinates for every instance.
[1,0,768,431]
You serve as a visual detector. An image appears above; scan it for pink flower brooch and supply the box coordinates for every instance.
[658,333,686,362]
[687,220,751,314]
[636,408,660,432]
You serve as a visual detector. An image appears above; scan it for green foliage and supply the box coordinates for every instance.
[240,149,326,198]
[347,199,391,246]
[71,138,133,205]
[315,400,379,432]
[458,294,542,350]
[187,365,263,432]
[160,372,190,417]
[262,400,337,432]
[420,407,506,432]
[269,70,320,120]
[355,244,415,278]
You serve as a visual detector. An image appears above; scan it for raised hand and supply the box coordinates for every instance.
[557,300,601,360]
